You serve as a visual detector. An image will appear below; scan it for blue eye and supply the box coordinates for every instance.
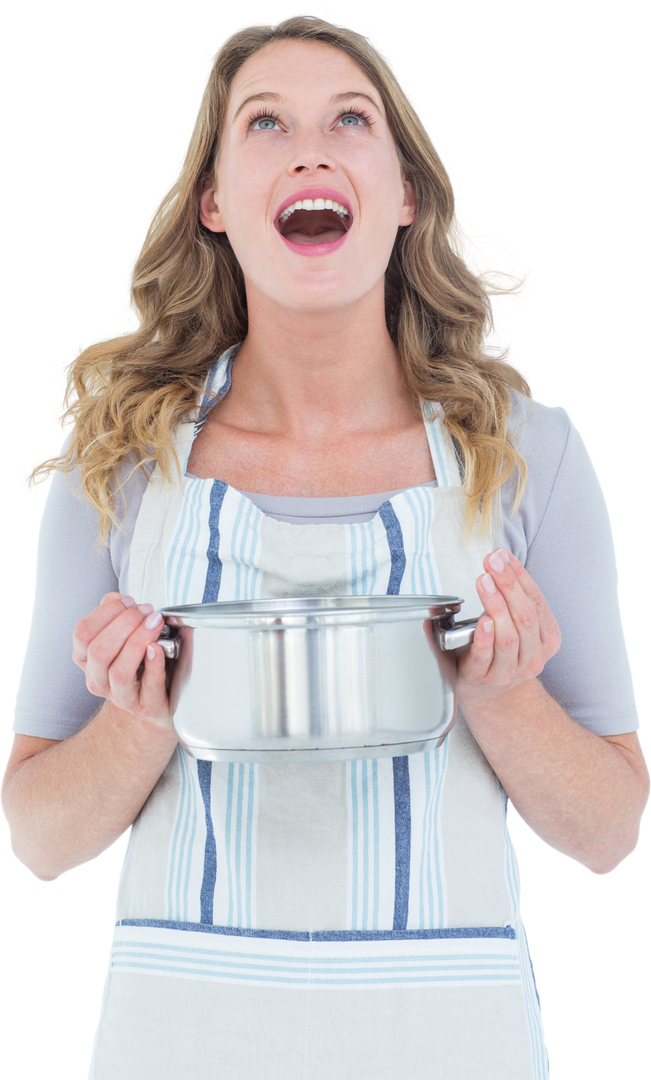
[248,110,280,130]
[336,109,373,128]
[252,117,279,130]
[338,112,369,124]
[249,114,280,129]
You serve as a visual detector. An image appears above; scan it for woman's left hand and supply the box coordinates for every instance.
[457,548,561,708]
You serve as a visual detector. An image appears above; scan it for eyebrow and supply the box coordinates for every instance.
[232,89,382,122]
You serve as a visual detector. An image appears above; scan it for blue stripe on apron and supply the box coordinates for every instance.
[380,496,420,933]
[203,480,228,602]
[197,760,217,924]
[119,918,517,941]
[384,496,409,937]
[167,475,224,925]
[392,755,411,931]
[378,501,406,595]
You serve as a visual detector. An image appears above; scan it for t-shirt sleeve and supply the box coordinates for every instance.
[13,468,120,739]
[502,398,638,736]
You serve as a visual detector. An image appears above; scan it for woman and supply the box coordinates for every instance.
[3,15,648,1079]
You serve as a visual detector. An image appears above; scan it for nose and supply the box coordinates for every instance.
[289,133,338,176]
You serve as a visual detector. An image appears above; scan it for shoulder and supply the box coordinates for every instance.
[498,393,604,535]
[500,390,613,548]
[507,390,599,502]
[509,388,604,477]
[508,390,572,468]
[50,436,153,513]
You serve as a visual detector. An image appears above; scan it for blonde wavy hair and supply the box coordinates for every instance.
[34,15,530,542]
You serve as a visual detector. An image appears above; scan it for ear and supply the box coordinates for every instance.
[399,180,416,227]
[199,185,226,233]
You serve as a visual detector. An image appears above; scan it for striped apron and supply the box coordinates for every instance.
[90,347,548,1079]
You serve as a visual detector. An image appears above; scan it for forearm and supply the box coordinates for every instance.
[2,702,178,880]
[462,678,649,873]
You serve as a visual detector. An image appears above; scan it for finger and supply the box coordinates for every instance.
[492,551,550,621]
[99,591,136,610]
[483,551,538,632]
[105,611,167,710]
[458,614,495,682]
[505,553,561,654]
[476,570,524,683]
[83,604,156,696]
[485,552,561,660]
[459,549,562,701]
[73,595,139,668]
[139,642,173,728]
[110,622,174,730]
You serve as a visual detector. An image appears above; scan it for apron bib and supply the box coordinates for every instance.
[90,348,547,1079]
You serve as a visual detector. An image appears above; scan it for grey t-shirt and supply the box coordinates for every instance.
[13,393,639,739]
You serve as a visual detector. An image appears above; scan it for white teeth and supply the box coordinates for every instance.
[277,198,350,225]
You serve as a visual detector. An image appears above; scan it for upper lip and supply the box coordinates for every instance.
[274,187,353,227]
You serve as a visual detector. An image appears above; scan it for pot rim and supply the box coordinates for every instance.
[161,594,464,630]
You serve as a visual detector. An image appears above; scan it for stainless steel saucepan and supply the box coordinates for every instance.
[156,596,478,762]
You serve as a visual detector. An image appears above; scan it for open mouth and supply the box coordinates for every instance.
[276,197,352,247]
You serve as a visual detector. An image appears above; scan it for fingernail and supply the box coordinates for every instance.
[138,604,154,616]
[500,549,511,563]
[483,619,494,633]
[481,573,496,594]
[121,595,136,608]
[144,611,163,630]
[488,552,504,573]
[147,645,156,660]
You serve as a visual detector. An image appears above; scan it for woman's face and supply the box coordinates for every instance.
[200,40,415,316]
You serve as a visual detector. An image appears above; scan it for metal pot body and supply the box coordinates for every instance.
[159,596,477,762]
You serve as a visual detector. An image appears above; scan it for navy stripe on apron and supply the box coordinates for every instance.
[197,760,217,924]
[202,479,228,603]
[119,919,517,941]
[378,501,406,595]
[392,755,411,931]
[380,503,410,928]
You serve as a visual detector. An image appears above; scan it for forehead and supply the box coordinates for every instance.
[227,39,382,114]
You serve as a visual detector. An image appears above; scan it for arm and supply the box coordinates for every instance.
[2,594,176,880]
[3,708,177,881]
[458,550,649,873]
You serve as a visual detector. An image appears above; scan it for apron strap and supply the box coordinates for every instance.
[421,401,463,489]
[127,423,194,607]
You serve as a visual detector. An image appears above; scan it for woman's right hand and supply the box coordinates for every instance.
[72,592,172,729]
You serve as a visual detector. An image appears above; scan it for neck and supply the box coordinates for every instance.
[225,282,415,438]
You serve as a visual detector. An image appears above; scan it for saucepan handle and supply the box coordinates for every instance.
[437,617,479,651]
[156,625,182,660]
